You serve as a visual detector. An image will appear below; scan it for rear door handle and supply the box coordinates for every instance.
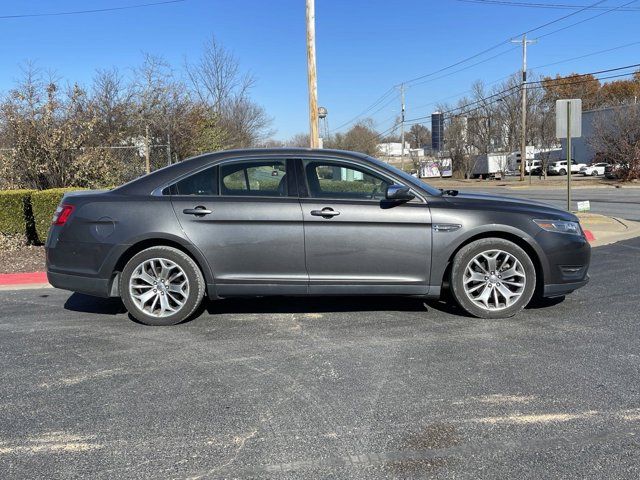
[183,206,212,216]
[310,207,340,218]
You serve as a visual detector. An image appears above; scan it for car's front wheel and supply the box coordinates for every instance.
[120,246,205,326]
[450,238,536,319]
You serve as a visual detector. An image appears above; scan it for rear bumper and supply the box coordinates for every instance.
[543,276,589,298]
[47,271,112,298]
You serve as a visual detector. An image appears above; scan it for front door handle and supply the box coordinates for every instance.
[310,207,340,218]
[183,206,212,216]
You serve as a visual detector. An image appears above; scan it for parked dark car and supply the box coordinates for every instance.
[46,149,590,325]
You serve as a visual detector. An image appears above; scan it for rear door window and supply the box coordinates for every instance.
[165,165,218,196]
[220,160,288,197]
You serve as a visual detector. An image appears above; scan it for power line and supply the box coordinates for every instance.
[537,0,640,39]
[413,73,638,128]
[408,46,519,89]
[455,0,640,11]
[403,63,640,124]
[407,40,640,118]
[399,0,606,88]
[335,0,633,134]
[519,0,607,36]
[330,88,396,132]
[530,39,640,69]
[0,0,186,19]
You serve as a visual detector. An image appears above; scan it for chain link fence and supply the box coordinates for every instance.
[0,144,173,190]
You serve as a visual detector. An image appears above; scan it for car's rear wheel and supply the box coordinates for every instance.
[120,246,205,326]
[559,168,567,175]
[591,170,598,176]
[450,238,536,319]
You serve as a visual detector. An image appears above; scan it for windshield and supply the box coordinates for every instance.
[366,155,443,196]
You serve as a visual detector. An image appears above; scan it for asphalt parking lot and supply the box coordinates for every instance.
[459,185,640,222]
[2,238,640,479]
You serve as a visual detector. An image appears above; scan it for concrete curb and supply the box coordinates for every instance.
[0,272,48,285]
[588,216,640,248]
[0,283,51,291]
[0,272,50,291]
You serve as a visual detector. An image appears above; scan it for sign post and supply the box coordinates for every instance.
[556,99,582,211]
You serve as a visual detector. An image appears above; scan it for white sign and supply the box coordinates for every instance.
[577,200,591,212]
[556,99,582,138]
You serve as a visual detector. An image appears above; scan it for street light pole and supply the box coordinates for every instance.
[306,0,319,148]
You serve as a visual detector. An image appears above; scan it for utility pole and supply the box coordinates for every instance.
[400,83,406,171]
[566,102,572,211]
[306,0,319,148]
[512,35,536,181]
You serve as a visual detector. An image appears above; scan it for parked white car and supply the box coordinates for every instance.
[580,162,608,176]
[548,160,587,175]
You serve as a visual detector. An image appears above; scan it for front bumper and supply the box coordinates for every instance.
[543,276,589,297]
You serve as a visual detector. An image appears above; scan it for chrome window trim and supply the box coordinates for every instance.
[151,154,426,203]
[298,156,427,204]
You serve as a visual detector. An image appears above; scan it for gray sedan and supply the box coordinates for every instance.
[46,149,590,325]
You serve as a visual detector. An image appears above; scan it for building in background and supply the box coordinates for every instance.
[377,141,410,156]
[431,112,445,152]
[559,105,636,165]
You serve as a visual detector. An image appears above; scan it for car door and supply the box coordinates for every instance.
[297,157,432,295]
[169,157,307,296]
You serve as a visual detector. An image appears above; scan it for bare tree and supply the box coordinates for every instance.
[406,123,431,148]
[590,105,640,181]
[186,36,272,148]
[285,133,310,147]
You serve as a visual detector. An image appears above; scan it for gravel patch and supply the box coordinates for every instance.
[0,235,45,273]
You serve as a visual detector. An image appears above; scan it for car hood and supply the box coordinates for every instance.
[443,191,577,221]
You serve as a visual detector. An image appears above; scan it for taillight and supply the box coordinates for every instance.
[52,204,75,226]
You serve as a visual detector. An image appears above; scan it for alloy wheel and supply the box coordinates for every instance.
[129,258,190,318]
[462,249,526,311]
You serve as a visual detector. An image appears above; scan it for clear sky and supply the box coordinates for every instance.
[0,0,638,140]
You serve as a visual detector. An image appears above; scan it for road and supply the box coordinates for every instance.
[1,238,640,479]
[451,185,640,221]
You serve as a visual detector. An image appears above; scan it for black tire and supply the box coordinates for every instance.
[120,246,205,326]
[559,169,567,175]
[591,170,598,176]
[450,238,536,319]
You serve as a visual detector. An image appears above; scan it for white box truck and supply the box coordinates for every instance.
[471,153,509,179]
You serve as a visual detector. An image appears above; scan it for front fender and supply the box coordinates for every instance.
[429,223,550,290]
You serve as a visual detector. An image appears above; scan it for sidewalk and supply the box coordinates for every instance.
[576,213,640,248]
[425,176,640,190]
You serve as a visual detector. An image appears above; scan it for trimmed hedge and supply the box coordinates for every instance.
[0,189,35,237]
[318,179,380,193]
[31,188,85,243]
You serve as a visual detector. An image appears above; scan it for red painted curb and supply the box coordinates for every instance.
[584,230,596,242]
[0,271,48,286]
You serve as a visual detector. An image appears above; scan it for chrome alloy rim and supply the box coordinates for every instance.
[129,258,190,318]
[463,249,526,311]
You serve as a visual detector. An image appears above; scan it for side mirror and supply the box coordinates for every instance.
[385,184,415,201]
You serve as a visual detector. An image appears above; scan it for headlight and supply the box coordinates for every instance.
[533,219,582,235]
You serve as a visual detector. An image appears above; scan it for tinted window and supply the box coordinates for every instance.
[303,161,391,200]
[169,166,218,196]
[220,160,287,197]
